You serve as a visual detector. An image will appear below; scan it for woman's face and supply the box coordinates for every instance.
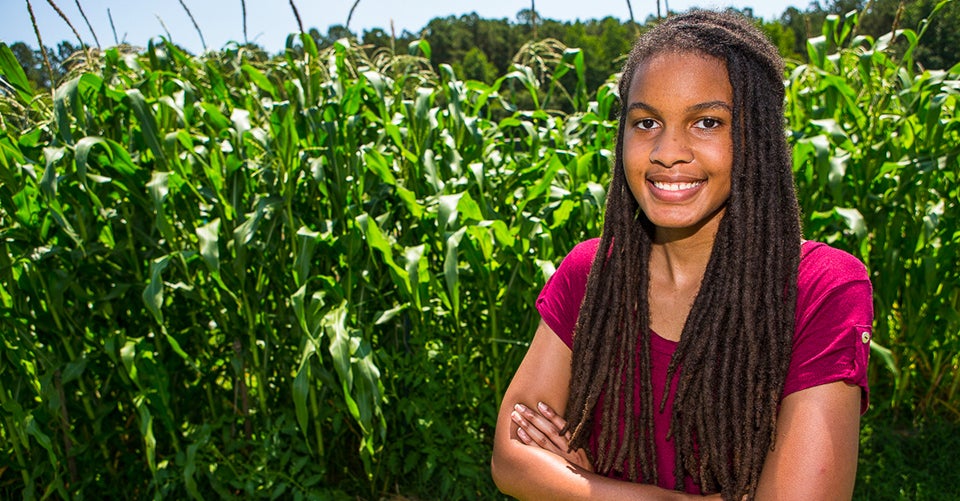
[622,51,734,241]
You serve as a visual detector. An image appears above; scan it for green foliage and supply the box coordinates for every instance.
[857,413,960,498]
[787,10,960,419]
[0,6,958,500]
[455,47,498,83]
[0,33,612,499]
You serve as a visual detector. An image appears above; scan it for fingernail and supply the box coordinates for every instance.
[514,403,526,412]
[517,427,529,440]
[537,401,550,413]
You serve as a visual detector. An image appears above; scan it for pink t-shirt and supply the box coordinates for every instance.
[535,238,873,491]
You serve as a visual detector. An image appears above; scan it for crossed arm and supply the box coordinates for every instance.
[491,320,862,500]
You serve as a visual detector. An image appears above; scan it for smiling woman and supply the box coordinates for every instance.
[491,9,873,501]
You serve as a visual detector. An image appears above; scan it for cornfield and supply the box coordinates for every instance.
[0,9,957,500]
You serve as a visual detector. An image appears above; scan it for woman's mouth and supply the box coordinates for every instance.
[651,180,704,192]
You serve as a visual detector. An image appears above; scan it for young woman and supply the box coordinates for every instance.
[491,10,873,501]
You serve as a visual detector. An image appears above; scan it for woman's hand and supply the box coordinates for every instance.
[511,400,593,472]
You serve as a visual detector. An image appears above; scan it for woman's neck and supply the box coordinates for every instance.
[650,212,721,289]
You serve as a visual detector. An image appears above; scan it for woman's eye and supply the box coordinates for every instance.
[635,118,658,130]
[696,118,721,129]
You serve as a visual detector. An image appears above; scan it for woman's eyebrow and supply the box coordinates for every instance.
[687,100,733,113]
[626,100,732,114]
[626,101,657,114]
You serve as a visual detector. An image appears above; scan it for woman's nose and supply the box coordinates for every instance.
[649,128,693,167]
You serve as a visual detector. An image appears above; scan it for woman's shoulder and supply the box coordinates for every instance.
[796,240,873,326]
[544,238,600,295]
[560,238,601,272]
[537,238,602,348]
[799,240,870,288]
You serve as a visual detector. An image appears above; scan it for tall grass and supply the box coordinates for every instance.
[0,9,957,501]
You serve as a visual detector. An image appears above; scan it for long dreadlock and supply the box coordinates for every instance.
[563,10,801,500]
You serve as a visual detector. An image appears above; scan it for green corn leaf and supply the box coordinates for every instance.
[120,340,138,384]
[364,148,397,186]
[374,303,408,325]
[53,76,80,146]
[396,185,424,218]
[143,254,172,325]
[75,135,139,178]
[356,213,409,288]
[870,340,899,378]
[39,147,64,201]
[0,42,35,102]
[234,195,282,247]
[197,219,221,274]
[293,356,313,451]
[457,191,483,222]
[61,354,87,384]
[231,108,251,137]
[126,89,169,168]
[409,38,432,59]
[834,207,867,239]
[404,244,426,309]
[294,227,321,287]
[147,172,176,244]
[39,147,83,248]
[136,395,157,473]
[351,340,382,437]
[445,227,467,320]
[438,193,463,230]
[242,63,276,97]
[183,434,205,501]
[24,413,54,454]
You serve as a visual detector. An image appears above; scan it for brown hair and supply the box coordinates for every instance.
[563,10,801,500]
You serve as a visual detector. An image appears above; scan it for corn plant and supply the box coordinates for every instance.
[787,7,960,419]
[0,30,613,499]
[0,6,958,500]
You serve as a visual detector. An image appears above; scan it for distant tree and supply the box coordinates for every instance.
[312,24,357,49]
[723,7,800,61]
[423,13,522,75]
[904,0,960,69]
[456,47,498,82]
[855,0,902,37]
[362,28,395,51]
[827,0,866,16]
[9,42,47,90]
[760,20,800,61]
[780,6,813,56]
[8,40,79,90]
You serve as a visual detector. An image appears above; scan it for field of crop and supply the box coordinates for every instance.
[1,8,958,500]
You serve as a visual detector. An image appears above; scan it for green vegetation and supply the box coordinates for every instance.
[1,3,958,501]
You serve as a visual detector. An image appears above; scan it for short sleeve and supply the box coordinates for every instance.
[535,239,599,349]
[784,243,874,414]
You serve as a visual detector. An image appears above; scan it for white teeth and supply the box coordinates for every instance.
[652,181,703,191]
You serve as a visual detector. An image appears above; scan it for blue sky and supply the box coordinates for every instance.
[2,0,806,54]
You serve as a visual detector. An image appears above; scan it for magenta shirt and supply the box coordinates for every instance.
[536,238,873,491]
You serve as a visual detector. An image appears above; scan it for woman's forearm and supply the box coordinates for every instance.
[492,427,708,501]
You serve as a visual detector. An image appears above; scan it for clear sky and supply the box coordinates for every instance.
[2,0,807,55]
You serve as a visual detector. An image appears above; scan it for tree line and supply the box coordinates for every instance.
[8,0,960,93]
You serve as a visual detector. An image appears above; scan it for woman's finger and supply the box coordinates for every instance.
[515,403,567,449]
[516,424,532,444]
[511,406,565,455]
[536,401,569,437]
[512,404,594,471]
